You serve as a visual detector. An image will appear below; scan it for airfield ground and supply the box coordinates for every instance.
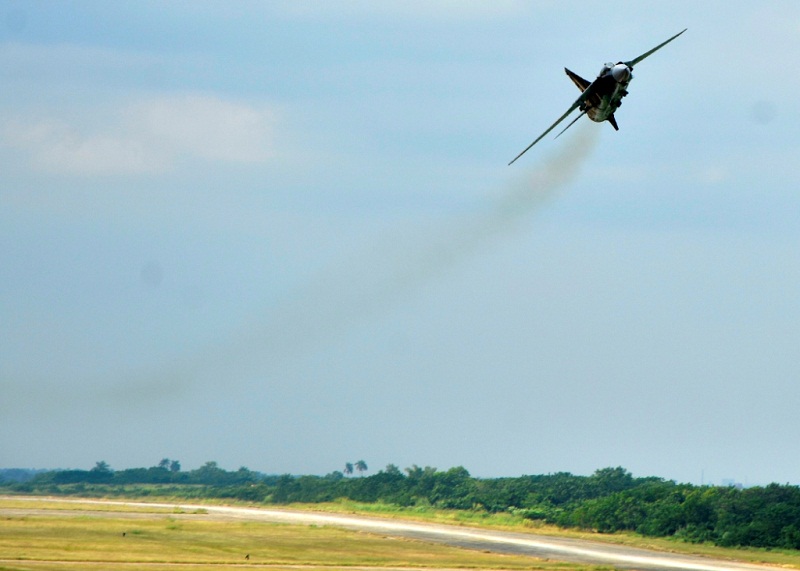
[0,496,797,571]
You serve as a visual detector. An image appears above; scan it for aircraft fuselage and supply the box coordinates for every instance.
[582,63,632,125]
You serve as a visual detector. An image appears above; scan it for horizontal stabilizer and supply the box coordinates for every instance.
[608,114,619,131]
[564,68,591,92]
[555,110,587,139]
[508,79,597,165]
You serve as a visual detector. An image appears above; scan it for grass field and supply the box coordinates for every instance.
[3,496,800,571]
[0,497,602,571]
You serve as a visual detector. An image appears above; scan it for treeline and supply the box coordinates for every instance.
[4,463,800,550]
[0,468,48,483]
[6,460,256,488]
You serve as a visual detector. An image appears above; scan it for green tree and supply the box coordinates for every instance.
[193,461,226,485]
[91,461,112,474]
[591,467,635,495]
[344,462,354,476]
[158,458,170,470]
[169,460,181,472]
[384,464,402,476]
[355,460,368,477]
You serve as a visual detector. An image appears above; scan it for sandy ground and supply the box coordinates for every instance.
[0,496,785,571]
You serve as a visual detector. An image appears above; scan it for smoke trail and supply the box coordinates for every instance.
[2,127,599,413]
[381,126,599,294]
[199,125,600,381]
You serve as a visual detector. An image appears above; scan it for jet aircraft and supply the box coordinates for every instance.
[508,29,687,165]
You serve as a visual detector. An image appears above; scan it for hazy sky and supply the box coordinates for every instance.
[2,1,799,486]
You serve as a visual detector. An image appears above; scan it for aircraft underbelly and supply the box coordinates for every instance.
[587,107,609,123]
[586,97,614,122]
[586,79,630,123]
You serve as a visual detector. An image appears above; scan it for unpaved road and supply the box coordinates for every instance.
[1,497,785,571]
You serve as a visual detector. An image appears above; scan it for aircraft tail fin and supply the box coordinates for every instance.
[564,68,591,92]
[608,114,619,131]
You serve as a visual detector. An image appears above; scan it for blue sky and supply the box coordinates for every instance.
[2,1,799,486]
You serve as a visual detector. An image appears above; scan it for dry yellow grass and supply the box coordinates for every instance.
[0,499,601,571]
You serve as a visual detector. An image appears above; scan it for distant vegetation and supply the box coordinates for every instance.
[3,462,800,551]
[0,468,49,483]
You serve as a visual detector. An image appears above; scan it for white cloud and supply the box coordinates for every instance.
[1,94,277,176]
[3,119,158,175]
[129,95,275,164]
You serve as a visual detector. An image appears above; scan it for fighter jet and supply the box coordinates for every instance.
[508,29,686,165]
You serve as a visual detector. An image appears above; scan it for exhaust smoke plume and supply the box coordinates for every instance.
[181,126,600,387]
[4,127,599,413]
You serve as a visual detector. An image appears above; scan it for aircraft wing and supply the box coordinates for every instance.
[508,89,592,165]
[624,28,687,68]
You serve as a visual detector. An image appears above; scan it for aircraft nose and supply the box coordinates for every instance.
[611,63,631,83]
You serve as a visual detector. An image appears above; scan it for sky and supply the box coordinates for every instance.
[1,1,799,487]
